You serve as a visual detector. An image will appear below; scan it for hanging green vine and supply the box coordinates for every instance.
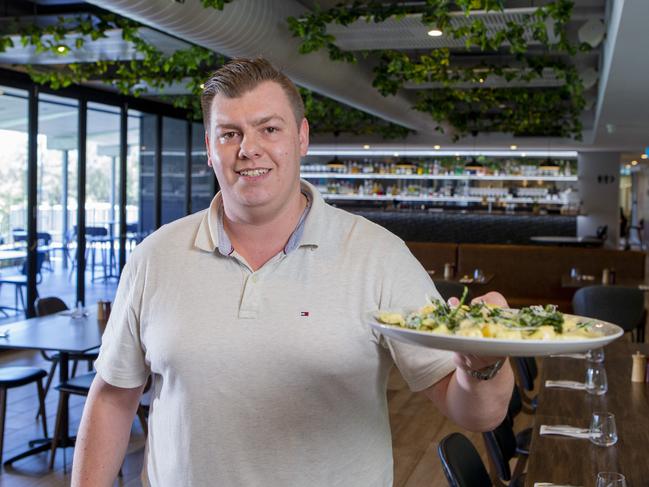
[288,0,580,61]
[287,0,590,139]
[0,13,223,109]
[200,0,234,9]
[301,89,413,139]
[0,12,412,138]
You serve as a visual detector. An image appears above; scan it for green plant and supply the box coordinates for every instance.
[200,0,234,10]
[301,89,414,138]
[0,13,223,111]
[0,12,412,137]
[287,0,590,139]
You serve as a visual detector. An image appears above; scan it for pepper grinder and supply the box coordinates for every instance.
[631,351,646,382]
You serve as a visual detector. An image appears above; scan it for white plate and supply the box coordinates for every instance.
[368,310,624,356]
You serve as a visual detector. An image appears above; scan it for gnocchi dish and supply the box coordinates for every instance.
[377,294,603,341]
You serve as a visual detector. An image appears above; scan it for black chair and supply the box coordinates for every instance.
[511,357,537,414]
[0,251,46,311]
[50,372,150,471]
[69,226,113,281]
[482,416,527,487]
[433,280,473,303]
[572,285,646,342]
[438,432,492,487]
[34,297,98,419]
[0,367,49,466]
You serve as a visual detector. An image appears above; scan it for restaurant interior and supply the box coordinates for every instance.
[0,0,647,485]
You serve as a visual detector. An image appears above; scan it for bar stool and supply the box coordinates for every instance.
[0,367,49,467]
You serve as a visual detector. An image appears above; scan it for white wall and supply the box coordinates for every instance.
[577,152,620,248]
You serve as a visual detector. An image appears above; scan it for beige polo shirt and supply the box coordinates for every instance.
[95,180,456,487]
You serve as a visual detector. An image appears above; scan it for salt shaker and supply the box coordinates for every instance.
[97,300,106,321]
[602,268,610,285]
[631,351,646,382]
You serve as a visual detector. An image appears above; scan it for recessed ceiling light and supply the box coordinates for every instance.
[510,145,517,150]
[427,29,443,37]
[641,154,648,160]
[631,160,638,166]
[55,45,68,54]
[434,145,441,150]
[363,144,370,149]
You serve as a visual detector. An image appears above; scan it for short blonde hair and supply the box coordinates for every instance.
[201,57,304,128]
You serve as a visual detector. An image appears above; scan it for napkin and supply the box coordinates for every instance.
[550,353,588,359]
[545,380,586,390]
[539,425,594,439]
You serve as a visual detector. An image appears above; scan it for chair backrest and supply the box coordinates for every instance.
[438,432,492,487]
[572,285,645,332]
[482,416,519,482]
[85,226,108,237]
[35,297,69,317]
[36,231,52,246]
[20,251,46,277]
[511,357,537,392]
[508,384,523,420]
[433,280,473,302]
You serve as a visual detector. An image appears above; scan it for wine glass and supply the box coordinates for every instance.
[585,364,608,395]
[596,472,627,487]
[589,412,618,447]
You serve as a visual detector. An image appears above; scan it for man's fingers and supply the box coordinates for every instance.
[470,291,509,308]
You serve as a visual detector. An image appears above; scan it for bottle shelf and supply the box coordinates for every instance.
[320,193,568,205]
[300,172,577,182]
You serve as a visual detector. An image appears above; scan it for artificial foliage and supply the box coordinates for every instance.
[288,0,590,139]
[0,12,411,138]
[301,89,413,139]
[0,13,223,100]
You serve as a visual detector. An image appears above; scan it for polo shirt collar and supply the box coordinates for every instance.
[193,180,324,255]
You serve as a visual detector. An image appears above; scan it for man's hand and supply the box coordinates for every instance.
[423,290,514,432]
[448,291,509,372]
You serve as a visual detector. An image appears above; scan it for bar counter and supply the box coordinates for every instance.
[348,209,576,244]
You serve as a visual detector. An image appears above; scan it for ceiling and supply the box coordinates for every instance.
[0,0,647,157]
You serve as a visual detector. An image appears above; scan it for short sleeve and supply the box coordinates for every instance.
[378,241,456,392]
[94,258,150,388]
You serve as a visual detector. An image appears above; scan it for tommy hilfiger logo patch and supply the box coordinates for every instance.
[300,311,310,317]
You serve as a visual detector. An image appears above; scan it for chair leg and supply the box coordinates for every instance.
[0,388,6,467]
[36,378,48,438]
[49,390,68,470]
[37,360,58,419]
[136,405,149,437]
[71,360,78,378]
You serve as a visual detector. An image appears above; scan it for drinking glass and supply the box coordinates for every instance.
[585,364,608,395]
[596,472,627,487]
[587,347,605,363]
[473,268,485,282]
[589,412,618,447]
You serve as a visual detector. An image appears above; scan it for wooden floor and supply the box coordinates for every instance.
[0,346,534,487]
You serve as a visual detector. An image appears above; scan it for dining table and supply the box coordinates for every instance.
[0,310,103,467]
[561,274,649,290]
[0,249,26,269]
[524,340,649,486]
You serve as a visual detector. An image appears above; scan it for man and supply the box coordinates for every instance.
[72,58,513,486]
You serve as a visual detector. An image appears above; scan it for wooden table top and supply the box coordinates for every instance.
[0,310,103,354]
[561,275,649,290]
[525,340,649,486]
